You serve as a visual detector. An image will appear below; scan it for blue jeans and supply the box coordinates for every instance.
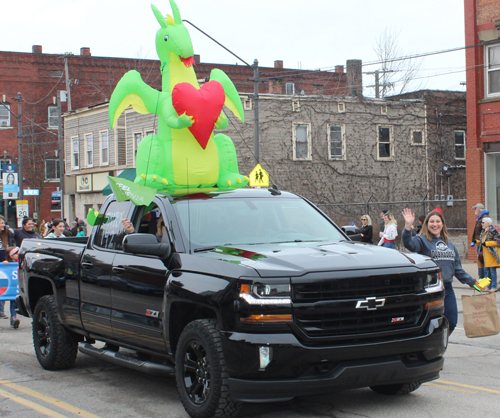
[444,282,458,334]
[382,242,396,249]
[483,267,498,289]
[477,245,485,279]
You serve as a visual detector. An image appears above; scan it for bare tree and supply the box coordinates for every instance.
[372,27,424,97]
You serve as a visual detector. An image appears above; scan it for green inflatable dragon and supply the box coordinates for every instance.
[109,0,248,191]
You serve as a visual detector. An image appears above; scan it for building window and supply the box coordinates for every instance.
[377,126,393,160]
[100,130,109,165]
[292,99,300,112]
[144,129,154,137]
[411,129,424,145]
[71,136,79,169]
[45,159,60,180]
[286,83,295,96]
[455,130,465,160]
[328,125,345,160]
[134,132,143,156]
[48,106,58,128]
[338,102,345,113]
[381,105,388,115]
[486,44,500,97]
[293,123,311,160]
[0,104,10,127]
[85,133,93,168]
[243,97,252,110]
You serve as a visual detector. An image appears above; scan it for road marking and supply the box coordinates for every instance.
[436,379,500,395]
[424,382,476,393]
[0,379,101,418]
[0,388,68,418]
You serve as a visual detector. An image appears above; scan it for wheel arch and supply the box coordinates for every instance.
[168,301,218,355]
[27,277,55,314]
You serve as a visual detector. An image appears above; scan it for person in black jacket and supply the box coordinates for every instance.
[359,214,373,244]
[13,217,41,247]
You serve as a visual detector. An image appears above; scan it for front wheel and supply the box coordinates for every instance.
[32,295,78,370]
[175,319,241,418]
[370,381,422,395]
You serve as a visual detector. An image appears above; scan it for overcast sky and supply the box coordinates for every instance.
[4,0,467,96]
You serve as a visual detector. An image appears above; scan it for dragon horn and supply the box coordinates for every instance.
[169,0,182,25]
[151,4,167,28]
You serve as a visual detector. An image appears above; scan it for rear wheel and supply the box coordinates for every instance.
[32,295,78,370]
[175,319,241,418]
[370,381,422,395]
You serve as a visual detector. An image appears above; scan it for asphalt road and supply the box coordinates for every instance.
[1,263,499,418]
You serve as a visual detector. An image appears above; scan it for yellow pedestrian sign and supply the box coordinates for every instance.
[249,164,269,188]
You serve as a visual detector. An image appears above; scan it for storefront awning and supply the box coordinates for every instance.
[102,169,136,195]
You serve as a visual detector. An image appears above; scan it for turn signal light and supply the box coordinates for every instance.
[240,314,293,323]
[425,299,444,310]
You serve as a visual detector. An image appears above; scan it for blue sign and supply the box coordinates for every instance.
[2,163,18,198]
[24,189,39,196]
[0,263,19,301]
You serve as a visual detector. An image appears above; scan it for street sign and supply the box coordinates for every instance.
[16,200,29,219]
[23,189,40,196]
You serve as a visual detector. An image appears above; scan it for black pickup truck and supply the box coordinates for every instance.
[17,188,448,418]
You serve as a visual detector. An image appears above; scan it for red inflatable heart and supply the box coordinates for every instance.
[172,81,225,150]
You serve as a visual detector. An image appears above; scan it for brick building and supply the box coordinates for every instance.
[464,0,500,259]
[0,45,360,224]
[64,94,431,226]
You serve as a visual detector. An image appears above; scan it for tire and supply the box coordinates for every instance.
[175,319,241,418]
[370,381,422,395]
[32,295,78,370]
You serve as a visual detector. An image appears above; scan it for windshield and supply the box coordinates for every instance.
[172,196,344,248]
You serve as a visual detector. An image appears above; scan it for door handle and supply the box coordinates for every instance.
[112,267,126,275]
[81,262,93,269]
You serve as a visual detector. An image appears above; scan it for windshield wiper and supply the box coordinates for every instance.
[193,246,217,253]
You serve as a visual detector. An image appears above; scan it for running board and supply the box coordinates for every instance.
[78,342,175,377]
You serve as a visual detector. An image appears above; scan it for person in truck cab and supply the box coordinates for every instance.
[13,217,41,246]
[122,218,135,234]
[402,208,476,335]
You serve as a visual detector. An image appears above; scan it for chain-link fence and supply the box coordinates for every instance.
[317,198,470,260]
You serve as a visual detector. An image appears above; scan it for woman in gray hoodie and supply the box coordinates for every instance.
[402,208,476,335]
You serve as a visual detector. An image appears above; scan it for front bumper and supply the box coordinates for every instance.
[223,317,448,402]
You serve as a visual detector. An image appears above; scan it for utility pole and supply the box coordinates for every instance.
[252,59,260,164]
[59,53,73,111]
[14,93,23,201]
[364,69,395,98]
[57,90,66,218]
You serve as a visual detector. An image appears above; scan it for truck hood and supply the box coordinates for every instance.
[196,241,436,277]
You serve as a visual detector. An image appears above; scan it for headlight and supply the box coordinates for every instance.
[424,272,443,294]
[240,283,291,305]
[239,282,292,323]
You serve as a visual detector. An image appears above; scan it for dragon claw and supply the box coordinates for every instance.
[162,178,168,185]
[141,174,147,180]
[236,178,242,184]
[227,180,232,187]
[244,176,250,182]
[153,175,158,181]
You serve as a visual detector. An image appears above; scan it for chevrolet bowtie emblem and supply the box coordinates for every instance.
[355,297,386,310]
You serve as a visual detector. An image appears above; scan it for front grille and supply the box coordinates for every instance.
[294,304,424,337]
[292,274,427,339]
[293,274,423,302]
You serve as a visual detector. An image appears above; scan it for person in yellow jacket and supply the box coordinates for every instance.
[477,217,500,292]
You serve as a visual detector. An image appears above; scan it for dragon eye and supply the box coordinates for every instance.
[164,35,169,42]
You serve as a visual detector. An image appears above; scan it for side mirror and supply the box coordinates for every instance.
[122,233,171,258]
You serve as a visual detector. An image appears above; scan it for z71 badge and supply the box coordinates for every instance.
[146,309,159,318]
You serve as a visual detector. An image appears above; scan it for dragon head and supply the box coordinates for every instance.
[152,1,195,68]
